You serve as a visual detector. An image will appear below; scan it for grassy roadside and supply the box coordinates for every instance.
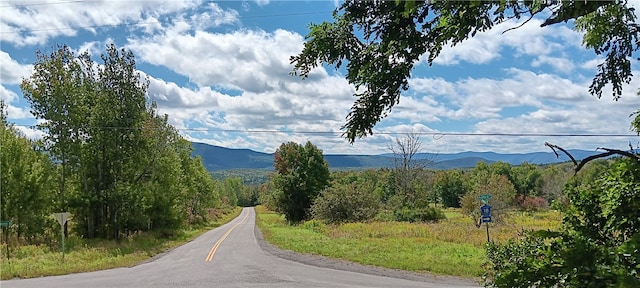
[255,206,561,278]
[0,207,241,280]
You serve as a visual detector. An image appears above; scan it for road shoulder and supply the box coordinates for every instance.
[253,223,481,287]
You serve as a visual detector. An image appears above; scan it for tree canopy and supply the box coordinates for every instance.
[271,141,330,223]
[1,101,56,241]
[291,0,640,142]
[19,45,222,239]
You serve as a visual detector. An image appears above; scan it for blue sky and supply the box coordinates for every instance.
[1,0,639,155]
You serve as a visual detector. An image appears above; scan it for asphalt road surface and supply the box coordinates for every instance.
[2,207,481,288]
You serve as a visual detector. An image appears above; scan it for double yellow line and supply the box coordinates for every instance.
[205,212,249,262]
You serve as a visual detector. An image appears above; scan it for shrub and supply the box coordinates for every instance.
[514,195,548,211]
[312,182,381,224]
[372,210,396,222]
[393,207,445,223]
[433,170,468,208]
[461,174,516,223]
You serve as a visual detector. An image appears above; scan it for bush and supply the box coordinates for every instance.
[393,207,445,222]
[461,174,516,223]
[312,182,381,224]
[372,210,396,222]
[514,195,548,211]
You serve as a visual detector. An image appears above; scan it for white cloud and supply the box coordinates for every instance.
[128,28,306,93]
[142,65,357,153]
[254,0,270,7]
[405,68,590,123]
[188,2,240,30]
[0,84,32,119]
[579,57,605,71]
[0,50,33,84]
[0,0,203,46]
[432,18,582,66]
[531,55,575,74]
[408,78,456,96]
[14,125,45,140]
[384,69,639,153]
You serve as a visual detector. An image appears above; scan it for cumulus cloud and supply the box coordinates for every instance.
[128,28,305,93]
[432,18,582,66]
[254,0,270,7]
[0,50,33,84]
[0,0,203,46]
[405,68,591,123]
[386,69,639,153]
[14,125,45,140]
[142,66,357,153]
[2,1,636,155]
[531,55,575,74]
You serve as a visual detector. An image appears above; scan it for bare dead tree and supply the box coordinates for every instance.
[545,142,640,174]
[388,132,435,207]
[388,132,426,171]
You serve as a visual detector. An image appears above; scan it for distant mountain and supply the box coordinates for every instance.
[191,142,600,172]
[385,150,600,166]
[191,142,273,171]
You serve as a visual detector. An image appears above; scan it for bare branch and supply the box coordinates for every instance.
[502,13,536,34]
[545,142,578,166]
[574,148,639,172]
[546,142,640,174]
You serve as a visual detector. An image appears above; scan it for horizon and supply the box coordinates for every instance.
[191,141,600,157]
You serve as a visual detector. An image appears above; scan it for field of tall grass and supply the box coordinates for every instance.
[255,206,561,278]
[0,207,241,280]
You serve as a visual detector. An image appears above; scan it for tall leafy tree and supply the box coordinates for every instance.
[21,46,93,212]
[0,101,56,242]
[271,141,330,223]
[74,44,151,238]
[292,0,639,141]
[510,162,542,197]
[433,170,467,208]
[180,153,220,224]
[19,44,224,239]
[218,177,241,207]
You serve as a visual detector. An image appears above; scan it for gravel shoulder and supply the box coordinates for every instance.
[254,224,482,287]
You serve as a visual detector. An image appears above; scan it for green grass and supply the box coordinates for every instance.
[0,207,241,280]
[255,206,561,278]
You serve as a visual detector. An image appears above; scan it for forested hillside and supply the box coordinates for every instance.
[192,141,600,173]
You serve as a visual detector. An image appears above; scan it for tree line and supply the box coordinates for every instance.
[0,45,249,243]
[260,138,597,224]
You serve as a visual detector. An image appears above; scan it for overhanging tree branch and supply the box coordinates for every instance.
[546,142,640,174]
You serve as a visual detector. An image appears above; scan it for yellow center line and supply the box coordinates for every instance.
[205,212,249,262]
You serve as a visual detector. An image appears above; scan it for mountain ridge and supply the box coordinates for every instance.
[191,142,599,171]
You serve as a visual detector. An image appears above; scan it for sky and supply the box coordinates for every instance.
[1,0,639,155]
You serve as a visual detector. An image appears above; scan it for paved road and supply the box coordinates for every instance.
[2,207,481,288]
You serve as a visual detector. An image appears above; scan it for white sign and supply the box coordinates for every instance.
[53,212,71,226]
